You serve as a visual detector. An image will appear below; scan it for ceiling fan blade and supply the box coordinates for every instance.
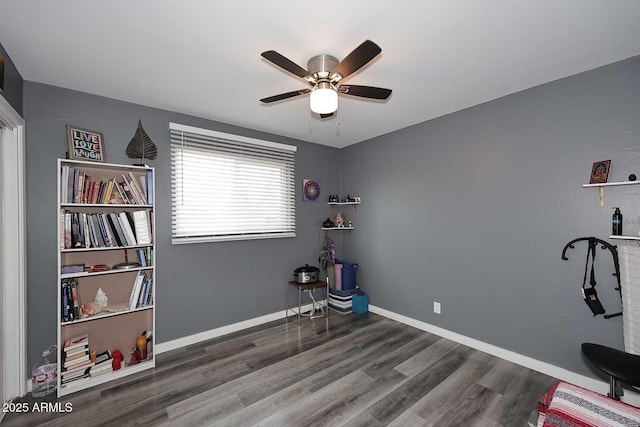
[319,113,334,119]
[332,40,382,80]
[338,85,392,100]
[260,89,311,103]
[261,50,309,79]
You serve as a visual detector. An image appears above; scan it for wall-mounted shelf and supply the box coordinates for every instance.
[582,180,640,207]
[609,235,640,241]
[328,201,360,215]
[321,227,354,230]
[321,226,354,238]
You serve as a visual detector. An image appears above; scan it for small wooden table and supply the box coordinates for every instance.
[285,280,329,323]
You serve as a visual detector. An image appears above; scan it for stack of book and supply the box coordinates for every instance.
[128,271,153,310]
[60,334,94,387]
[90,350,113,378]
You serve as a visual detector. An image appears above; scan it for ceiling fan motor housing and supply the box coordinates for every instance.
[307,54,339,80]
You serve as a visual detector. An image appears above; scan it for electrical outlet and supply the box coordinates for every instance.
[434,301,441,314]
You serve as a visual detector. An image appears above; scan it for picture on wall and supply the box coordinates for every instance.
[303,179,321,201]
[66,125,106,163]
[589,160,611,184]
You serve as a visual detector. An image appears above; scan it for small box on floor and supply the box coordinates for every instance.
[328,287,359,314]
[352,293,369,314]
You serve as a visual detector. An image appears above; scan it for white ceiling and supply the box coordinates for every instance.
[2,1,640,148]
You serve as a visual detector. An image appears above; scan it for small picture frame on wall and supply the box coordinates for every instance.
[66,125,106,162]
[589,160,611,184]
[303,179,321,201]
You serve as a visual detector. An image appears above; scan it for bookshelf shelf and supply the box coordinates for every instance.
[61,203,154,209]
[60,266,153,279]
[60,358,154,396]
[60,306,154,326]
[61,244,152,253]
[57,159,156,397]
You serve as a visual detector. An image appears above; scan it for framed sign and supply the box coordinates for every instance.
[589,160,611,184]
[303,178,321,201]
[66,125,105,162]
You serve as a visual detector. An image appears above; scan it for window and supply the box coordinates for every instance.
[170,123,296,243]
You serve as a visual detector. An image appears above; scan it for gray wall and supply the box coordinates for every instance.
[23,82,340,369]
[341,55,640,378]
[0,41,23,116]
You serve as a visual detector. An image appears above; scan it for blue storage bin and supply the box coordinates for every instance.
[352,294,369,314]
[341,261,358,290]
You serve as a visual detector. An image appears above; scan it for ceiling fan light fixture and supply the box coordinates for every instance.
[310,82,338,114]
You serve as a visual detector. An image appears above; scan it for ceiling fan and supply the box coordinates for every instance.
[260,40,392,118]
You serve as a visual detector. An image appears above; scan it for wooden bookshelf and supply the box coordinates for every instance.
[57,159,156,397]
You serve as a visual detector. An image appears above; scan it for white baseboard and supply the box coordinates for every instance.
[156,302,320,354]
[368,304,640,406]
[46,301,637,407]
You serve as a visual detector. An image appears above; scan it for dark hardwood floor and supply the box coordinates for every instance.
[3,312,557,426]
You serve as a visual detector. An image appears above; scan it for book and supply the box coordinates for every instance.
[137,276,150,308]
[61,367,91,381]
[121,174,141,204]
[133,210,151,245]
[145,170,153,205]
[129,272,145,309]
[64,211,72,249]
[128,172,147,204]
[145,247,152,266]
[118,212,137,245]
[137,249,147,267]
[91,180,100,204]
[60,165,69,205]
[143,279,153,306]
[89,214,104,247]
[61,264,85,274]
[63,333,89,351]
[64,283,74,321]
[64,357,89,369]
[81,213,91,248]
[60,367,91,380]
[64,349,89,362]
[73,169,80,203]
[69,279,81,319]
[94,350,112,365]
[109,212,129,246]
[61,280,71,322]
[90,364,112,377]
[96,213,114,247]
[63,355,91,369]
[102,179,114,204]
[108,183,125,204]
[66,167,73,202]
[63,345,89,357]
[119,177,136,204]
[91,351,113,377]
[114,180,130,204]
[105,214,124,246]
[61,367,92,383]
[85,176,94,204]
[71,212,81,248]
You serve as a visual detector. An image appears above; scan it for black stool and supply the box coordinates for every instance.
[582,343,640,400]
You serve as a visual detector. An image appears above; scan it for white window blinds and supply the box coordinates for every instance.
[170,123,296,243]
